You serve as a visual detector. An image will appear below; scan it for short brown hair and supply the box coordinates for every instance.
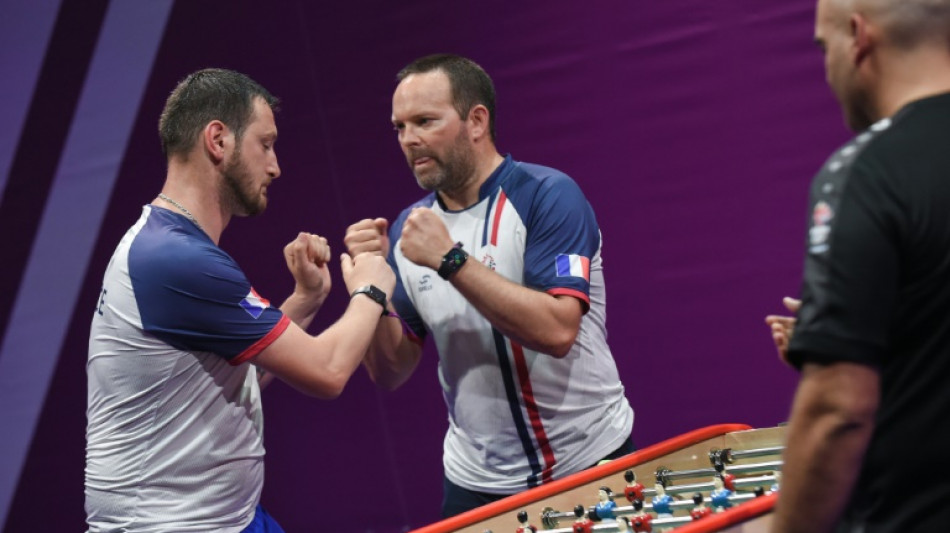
[158,68,279,159]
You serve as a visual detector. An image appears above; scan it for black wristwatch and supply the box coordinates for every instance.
[350,285,389,316]
[437,242,469,280]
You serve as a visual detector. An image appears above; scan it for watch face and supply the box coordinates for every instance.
[449,248,466,265]
[367,285,385,302]
[353,285,386,308]
[439,247,468,279]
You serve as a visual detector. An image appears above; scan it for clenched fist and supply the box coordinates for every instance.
[399,207,455,270]
[340,252,396,298]
[283,232,332,303]
[344,218,390,257]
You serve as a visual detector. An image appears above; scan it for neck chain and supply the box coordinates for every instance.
[158,193,202,230]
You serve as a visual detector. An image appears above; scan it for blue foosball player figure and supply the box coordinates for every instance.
[710,475,733,511]
[651,483,674,517]
[615,516,631,532]
[593,486,617,520]
[770,470,781,494]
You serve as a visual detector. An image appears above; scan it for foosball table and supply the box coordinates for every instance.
[412,424,785,533]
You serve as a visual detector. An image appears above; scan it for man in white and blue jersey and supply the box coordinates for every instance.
[345,54,634,516]
[85,68,396,532]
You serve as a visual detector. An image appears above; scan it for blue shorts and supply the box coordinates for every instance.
[241,504,285,533]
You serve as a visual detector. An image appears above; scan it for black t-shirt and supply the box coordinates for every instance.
[788,92,950,532]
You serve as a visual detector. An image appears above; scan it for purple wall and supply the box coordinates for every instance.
[1,1,849,531]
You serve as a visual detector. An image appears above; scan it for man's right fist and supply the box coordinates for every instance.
[344,218,390,257]
[339,252,396,298]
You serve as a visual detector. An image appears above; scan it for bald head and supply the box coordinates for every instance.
[835,0,950,49]
[817,0,950,130]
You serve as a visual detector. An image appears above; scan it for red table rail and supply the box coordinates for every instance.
[412,423,783,533]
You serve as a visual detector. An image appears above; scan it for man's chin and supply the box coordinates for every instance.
[413,173,439,192]
[237,200,267,217]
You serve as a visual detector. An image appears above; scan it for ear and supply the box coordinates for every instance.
[466,104,491,142]
[202,120,230,164]
[850,13,874,65]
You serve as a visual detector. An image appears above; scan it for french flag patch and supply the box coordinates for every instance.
[555,254,590,281]
[240,288,271,319]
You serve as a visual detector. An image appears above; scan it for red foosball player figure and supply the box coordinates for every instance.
[689,493,712,521]
[714,462,736,491]
[624,470,645,503]
[515,510,537,533]
[572,504,594,533]
[630,498,653,533]
[722,472,737,492]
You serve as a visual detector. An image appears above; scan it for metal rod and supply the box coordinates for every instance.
[728,446,784,460]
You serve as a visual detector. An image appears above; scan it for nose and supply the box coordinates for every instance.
[400,125,421,148]
[269,150,281,179]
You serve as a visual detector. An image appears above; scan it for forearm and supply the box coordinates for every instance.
[310,297,390,393]
[362,312,422,390]
[773,362,878,533]
[258,296,385,399]
[449,259,581,357]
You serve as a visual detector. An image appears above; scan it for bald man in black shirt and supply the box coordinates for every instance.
[771,1,950,532]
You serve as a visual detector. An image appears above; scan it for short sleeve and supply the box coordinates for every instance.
[787,156,902,370]
[129,232,289,364]
[520,173,600,310]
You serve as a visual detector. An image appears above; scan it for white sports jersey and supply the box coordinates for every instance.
[389,156,634,493]
[85,205,289,532]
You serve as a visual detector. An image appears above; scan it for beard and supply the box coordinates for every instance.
[222,146,266,216]
[409,128,477,194]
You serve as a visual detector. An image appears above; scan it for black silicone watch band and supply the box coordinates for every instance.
[350,285,389,315]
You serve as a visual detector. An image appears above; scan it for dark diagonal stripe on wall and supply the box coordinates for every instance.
[0,0,110,351]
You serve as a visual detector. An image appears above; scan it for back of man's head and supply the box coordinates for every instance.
[845,0,950,50]
[158,68,279,160]
[397,54,497,142]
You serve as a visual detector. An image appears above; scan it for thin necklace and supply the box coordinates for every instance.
[158,193,202,231]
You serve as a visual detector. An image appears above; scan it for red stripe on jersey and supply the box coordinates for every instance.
[511,340,557,483]
[490,191,508,246]
[548,288,591,313]
[231,314,291,365]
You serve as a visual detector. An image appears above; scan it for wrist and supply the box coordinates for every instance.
[437,242,468,280]
[288,286,326,311]
[350,284,389,316]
